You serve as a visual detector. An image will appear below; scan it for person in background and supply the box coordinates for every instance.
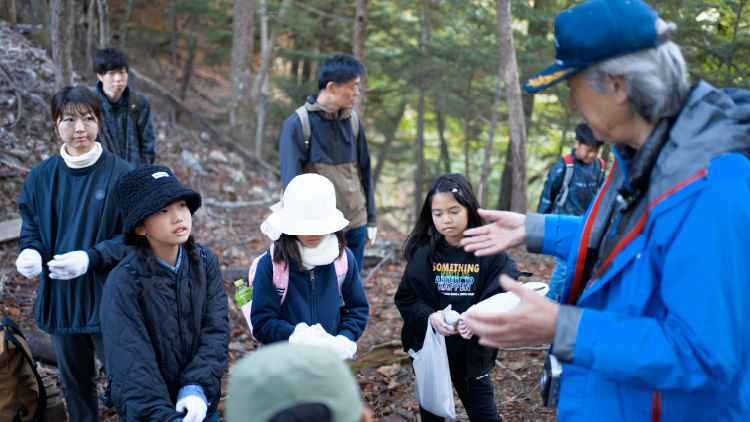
[15,85,133,422]
[93,47,156,167]
[102,165,229,421]
[538,122,605,302]
[461,0,750,420]
[279,53,376,272]
[225,343,373,422]
[395,174,527,421]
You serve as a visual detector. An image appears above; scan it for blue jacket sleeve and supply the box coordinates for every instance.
[356,119,377,225]
[538,158,566,214]
[136,94,157,166]
[101,267,182,421]
[337,249,369,341]
[573,156,750,391]
[527,213,584,260]
[178,250,230,397]
[279,114,308,190]
[250,254,296,343]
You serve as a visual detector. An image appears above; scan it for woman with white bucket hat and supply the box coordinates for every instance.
[250,174,369,356]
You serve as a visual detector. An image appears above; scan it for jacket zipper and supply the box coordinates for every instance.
[651,390,662,422]
[310,269,317,324]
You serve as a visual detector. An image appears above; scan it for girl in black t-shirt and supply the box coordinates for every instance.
[395,173,525,422]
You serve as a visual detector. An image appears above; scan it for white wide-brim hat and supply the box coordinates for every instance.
[261,173,349,240]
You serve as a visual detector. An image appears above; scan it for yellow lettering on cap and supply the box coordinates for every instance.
[526,69,574,88]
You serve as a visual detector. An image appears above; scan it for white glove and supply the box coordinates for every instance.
[47,251,89,280]
[16,249,42,278]
[457,313,474,340]
[367,226,377,245]
[334,334,358,360]
[429,305,459,336]
[175,395,207,422]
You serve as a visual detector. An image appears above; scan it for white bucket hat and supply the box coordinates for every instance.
[261,174,349,240]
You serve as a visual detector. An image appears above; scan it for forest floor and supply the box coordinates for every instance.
[0,19,558,421]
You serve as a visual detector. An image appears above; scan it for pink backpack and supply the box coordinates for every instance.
[241,244,348,338]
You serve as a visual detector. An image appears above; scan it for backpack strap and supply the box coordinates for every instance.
[128,88,140,122]
[350,110,360,139]
[295,106,311,153]
[552,154,576,211]
[597,157,606,185]
[122,263,145,299]
[2,317,47,422]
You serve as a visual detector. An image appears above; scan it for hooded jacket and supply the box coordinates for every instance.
[18,150,132,334]
[250,247,369,344]
[95,82,156,167]
[395,243,526,379]
[279,95,375,231]
[101,245,230,421]
[526,82,750,420]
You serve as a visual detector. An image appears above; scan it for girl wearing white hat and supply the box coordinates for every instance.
[250,174,370,352]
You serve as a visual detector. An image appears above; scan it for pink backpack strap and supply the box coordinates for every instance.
[333,250,349,295]
[269,244,291,305]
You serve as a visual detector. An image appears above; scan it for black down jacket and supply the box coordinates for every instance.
[101,245,229,421]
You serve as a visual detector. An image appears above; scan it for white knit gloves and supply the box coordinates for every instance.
[175,395,207,422]
[47,251,89,280]
[16,249,42,278]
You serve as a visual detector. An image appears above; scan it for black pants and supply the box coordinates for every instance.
[418,361,502,422]
[50,333,105,422]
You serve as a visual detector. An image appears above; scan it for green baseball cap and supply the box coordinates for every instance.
[226,343,364,422]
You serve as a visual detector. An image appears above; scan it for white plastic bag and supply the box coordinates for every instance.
[408,321,456,418]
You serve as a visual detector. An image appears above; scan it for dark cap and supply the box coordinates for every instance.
[575,123,604,147]
[524,0,659,93]
[114,165,201,245]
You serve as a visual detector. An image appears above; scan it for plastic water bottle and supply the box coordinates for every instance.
[444,310,461,327]
[234,279,253,306]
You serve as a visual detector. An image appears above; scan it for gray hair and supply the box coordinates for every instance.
[581,19,689,120]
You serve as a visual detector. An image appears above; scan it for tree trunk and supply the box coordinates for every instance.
[178,37,197,100]
[230,0,255,146]
[248,0,293,146]
[0,0,16,25]
[119,0,134,49]
[254,0,269,157]
[86,0,95,68]
[50,0,74,91]
[96,0,110,48]
[436,112,450,174]
[414,90,426,217]
[462,67,474,175]
[373,100,407,187]
[497,144,512,210]
[478,63,504,202]
[496,0,527,213]
[352,0,369,117]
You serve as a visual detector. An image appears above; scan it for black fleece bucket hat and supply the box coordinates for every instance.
[114,165,202,245]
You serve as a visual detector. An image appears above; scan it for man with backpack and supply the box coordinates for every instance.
[93,47,156,167]
[537,122,605,302]
[279,54,376,273]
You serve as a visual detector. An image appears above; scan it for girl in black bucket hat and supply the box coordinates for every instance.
[100,165,229,422]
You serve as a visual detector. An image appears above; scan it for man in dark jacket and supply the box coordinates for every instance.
[93,47,156,167]
[279,54,376,272]
[538,122,604,302]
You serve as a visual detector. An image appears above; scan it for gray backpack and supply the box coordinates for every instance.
[294,106,360,152]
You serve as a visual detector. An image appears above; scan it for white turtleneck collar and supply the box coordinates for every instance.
[296,234,341,270]
[60,142,103,169]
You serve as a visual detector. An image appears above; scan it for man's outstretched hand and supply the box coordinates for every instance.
[464,275,559,348]
[460,209,526,256]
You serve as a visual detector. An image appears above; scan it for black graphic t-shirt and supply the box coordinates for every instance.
[395,240,526,363]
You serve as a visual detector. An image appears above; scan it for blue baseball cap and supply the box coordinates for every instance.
[524,0,659,93]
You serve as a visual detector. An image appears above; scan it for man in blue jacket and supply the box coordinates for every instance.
[460,1,750,420]
[279,54,376,272]
[538,122,605,302]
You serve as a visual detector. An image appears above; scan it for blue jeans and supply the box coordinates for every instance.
[345,225,367,272]
[546,256,567,303]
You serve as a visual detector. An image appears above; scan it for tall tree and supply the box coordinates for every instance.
[496,0,527,213]
[230,0,256,145]
[96,0,110,47]
[353,0,369,117]
[50,0,74,91]
[477,63,504,202]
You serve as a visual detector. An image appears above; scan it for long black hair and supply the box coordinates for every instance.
[402,173,483,262]
[273,231,347,271]
[132,234,205,297]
